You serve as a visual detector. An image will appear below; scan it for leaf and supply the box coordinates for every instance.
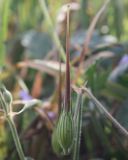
[102,81,128,102]
[21,30,53,59]
[112,0,124,39]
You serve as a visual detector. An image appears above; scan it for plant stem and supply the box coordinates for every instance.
[7,116,25,160]
[0,86,25,159]
[82,87,128,138]
[39,0,66,62]
[65,5,70,111]
[73,91,83,160]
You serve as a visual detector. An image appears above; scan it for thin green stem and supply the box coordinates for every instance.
[0,87,25,160]
[39,0,66,62]
[7,116,25,160]
[73,91,83,160]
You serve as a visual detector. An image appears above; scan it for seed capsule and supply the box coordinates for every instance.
[52,110,74,156]
[57,110,74,155]
[52,127,63,156]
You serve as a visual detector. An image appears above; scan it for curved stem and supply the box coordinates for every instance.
[7,116,25,160]
[0,87,25,160]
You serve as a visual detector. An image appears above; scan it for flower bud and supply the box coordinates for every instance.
[3,90,12,104]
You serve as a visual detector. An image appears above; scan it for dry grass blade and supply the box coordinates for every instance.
[79,0,111,62]
[17,60,66,77]
[83,51,114,70]
[73,0,111,84]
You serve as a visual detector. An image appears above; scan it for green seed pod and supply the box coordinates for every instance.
[52,110,74,156]
[3,90,12,104]
[51,128,63,156]
[57,110,74,155]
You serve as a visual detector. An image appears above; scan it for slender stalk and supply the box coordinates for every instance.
[82,87,128,138]
[73,91,83,160]
[58,52,62,115]
[65,5,70,111]
[7,116,25,160]
[39,0,66,62]
[0,87,25,160]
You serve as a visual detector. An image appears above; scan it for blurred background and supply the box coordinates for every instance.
[0,0,128,159]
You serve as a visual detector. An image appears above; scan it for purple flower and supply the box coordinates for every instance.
[19,90,32,100]
[47,111,56,120]
[119,54,128,65]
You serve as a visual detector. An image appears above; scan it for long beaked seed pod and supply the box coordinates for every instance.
[52,5,74,157]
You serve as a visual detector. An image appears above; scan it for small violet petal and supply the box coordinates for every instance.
[119,54,128,65]
[19,90,32,100]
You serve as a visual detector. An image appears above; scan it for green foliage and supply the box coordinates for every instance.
[0,0,128,160]
[0,0,11,65]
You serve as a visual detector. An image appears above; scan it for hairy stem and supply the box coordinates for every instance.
[0,87,25,160]
[82,87,128,137]
[73,91,83,160]
[7,116,25,160]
